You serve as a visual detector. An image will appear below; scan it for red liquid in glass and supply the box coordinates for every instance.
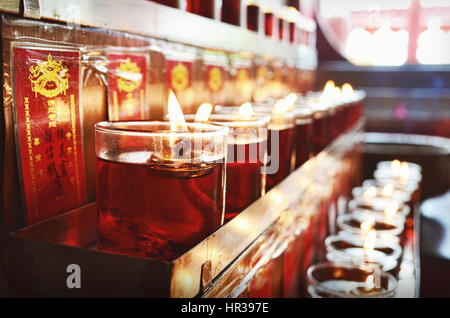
[225,140,267,222]
[289,22,296,43]
[278,18,285,40]
[312,115,328,155]
[264,12,274,37]
[97,155,225,260]
[246,4,259,32]
[266,127,296,191]
[294,121,313,169]
[186,0,214,18]
[151,0,179,8]
[221,0,241,26]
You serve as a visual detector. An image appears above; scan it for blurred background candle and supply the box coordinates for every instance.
[190,103,269,222]
[307,262,397,298]
[325,232,402,276]
[215,100,296,191]
[337,212,404,245]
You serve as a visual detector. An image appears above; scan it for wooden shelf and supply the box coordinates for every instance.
[3,0,317,68]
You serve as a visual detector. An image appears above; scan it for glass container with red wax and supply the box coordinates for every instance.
[185,113,269,222]
[151,0,179,8]
[309,103,329,155]
[95,121,228,260]
[186,0,215,18]
[221,0,242,26]
[264,10,274,37]
[214,104,296,191]
[307,262,397,298]
[293,107,313,169]
[246,1,260,32]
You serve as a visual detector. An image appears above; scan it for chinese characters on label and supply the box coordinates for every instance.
[13,46,87,224]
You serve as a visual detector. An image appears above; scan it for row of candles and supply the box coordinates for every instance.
[306,159,422,298]
[151,0,313,45]
[95,81,364,261]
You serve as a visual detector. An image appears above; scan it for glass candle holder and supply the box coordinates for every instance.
[185,114,269,222]
[348,198,410,219]
[214,105,296,191]
[221,0,241,26]
[186,0,215,18]
[95,121,228,260]
[363,179,418,199]
[337,212,404,245]
[246,1,260,32]
[377,161,422,175]
[352,185,411,205]
[152,0,179,8]
[310,104,329,155]
[264,11,274,37]
[293,107,313,169]
[325,233,402,274]
[307,262,397,298]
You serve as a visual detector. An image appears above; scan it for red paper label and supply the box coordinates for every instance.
[107,53,147,121]
[205,65,224,92]
[13,46,87,224]
[166,60,192,92]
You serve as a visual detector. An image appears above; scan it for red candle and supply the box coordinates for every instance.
[187,110,270,222]
[246,2,260,32]
[186,0,214,18]
[222,0,241,26]
[95,95,228,260]
[293,107,313,168]
[264,11,274,37]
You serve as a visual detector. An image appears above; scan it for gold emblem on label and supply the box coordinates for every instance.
[29,54,69,98]
[171,62,189,91]
[117,58,142,93]
[208,67,222,92]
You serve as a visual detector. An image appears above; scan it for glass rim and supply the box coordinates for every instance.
[95,121,229,138]
[325,233,402,261]
[214,105,297,119]
[306,261,397,298]
[337,213,404,237]
[182,113,271,128]
[351,186,411,203]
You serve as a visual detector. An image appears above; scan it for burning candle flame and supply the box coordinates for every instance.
[342,83,354,98]
[334,86,342,98]
[168,91,188,131]
[382,184,394,197]
[364,274,375,291]
[284,93,298,110]
[363,186,378,199]
[363,229,377,251]
[400,162,410,180]
[272,98,289,114]
[391,159,401,177]
[384,201,399,220]
[324,80,335,94]
[195,103,213,122]
[239,102,254,119]
[360,217,375,233]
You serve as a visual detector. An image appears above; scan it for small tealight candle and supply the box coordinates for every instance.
[325,232,402,274]
[362,179,418,200]
[352,184,411,204]
[337,212,404,244]
[348,197,410,220]
[307,262,397,298]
